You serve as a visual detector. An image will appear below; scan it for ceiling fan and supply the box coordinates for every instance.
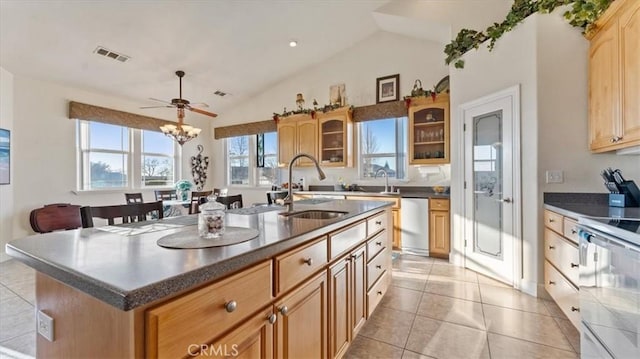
[141,70,217,118]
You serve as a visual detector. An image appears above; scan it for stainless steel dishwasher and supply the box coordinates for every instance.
[400,198,429,256]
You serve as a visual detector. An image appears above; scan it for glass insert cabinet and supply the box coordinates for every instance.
[408,94,450,164]
[317,107,353,167]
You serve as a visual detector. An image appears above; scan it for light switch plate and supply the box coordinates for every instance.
[546,170,564,184]
[37,310,54,342]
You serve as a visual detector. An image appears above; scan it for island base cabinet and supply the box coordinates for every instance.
[275,271,327,359]
[194,307,275,359]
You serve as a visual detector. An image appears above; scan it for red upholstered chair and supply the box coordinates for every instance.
[30,203,83,233]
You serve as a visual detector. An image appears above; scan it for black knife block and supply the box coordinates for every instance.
[609,180,640,207]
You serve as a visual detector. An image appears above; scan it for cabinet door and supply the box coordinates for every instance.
[275,271,327,359]
[351,245,367,338]
[329,256,350,359]
[278,121,296,166]
[619,1,640,147]
[195,307,274,358]
[409,96,450,164]
[429,210,450,258]
[589,20,620,151]
[296,118,318,166]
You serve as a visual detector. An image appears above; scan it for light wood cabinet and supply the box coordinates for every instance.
[588,0,640,152]
[318,107,353,167]
[429,198,450,258]
[328,244,366,359]
[408,94,450,164]
[346,196,401,249]
[275,271,327,359]
[277,114,317,167]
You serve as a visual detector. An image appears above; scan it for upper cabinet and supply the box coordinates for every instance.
[588,0,640,152]
[317,107,353,167]
[408,94,450,165]
[277,113,317,167]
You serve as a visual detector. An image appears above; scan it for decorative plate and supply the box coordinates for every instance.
[435,75,449,94]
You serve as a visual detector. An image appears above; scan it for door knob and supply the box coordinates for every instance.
[498,197,512,203]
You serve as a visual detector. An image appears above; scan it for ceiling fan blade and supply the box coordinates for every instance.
[148,97,173,105]
[140,105,174,109]
[188,102,210,108]
[189,107,218,118]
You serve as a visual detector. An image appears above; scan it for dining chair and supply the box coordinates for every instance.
[213,188,228,196]
[124,193,144,204]
[30,203,83,233]
[267,191,288,205]
[154,190,178,201]
[80,201,164,228]
[189,190,213,214]
[217,194,243,209]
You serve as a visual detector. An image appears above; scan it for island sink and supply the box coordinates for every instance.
[280,210,347,220]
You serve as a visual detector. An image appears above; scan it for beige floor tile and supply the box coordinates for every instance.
[542,299,566,318]
[483,304,573,351]
[0,261,35,287]
[359,307,415,348]
[477,273,512,288]
[401,349,436,359]
[2,282,35,306]
[424,277,481,302]
[343,335,403,359]
[0,285,15,302]
[487,333,578,359]
[393,259,432,275]
[399,254,434,263]
[380,286,423,314]
[416,293,485,330]
[0,331,36,358]
[479,284,549,315]
[405,316,490,359]
[392,270,429,292]
[553,317,580,353]
[429,263,478,283]
[0,296,34,342]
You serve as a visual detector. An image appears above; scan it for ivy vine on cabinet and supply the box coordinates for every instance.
[408,94,450,165]
[317,107,353,167]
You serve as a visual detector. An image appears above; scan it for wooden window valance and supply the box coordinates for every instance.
[214,120,277,140]
[352,100,407,122]
[68,101,181,133]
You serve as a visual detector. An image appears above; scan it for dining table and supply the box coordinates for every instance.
[162,199,191,217]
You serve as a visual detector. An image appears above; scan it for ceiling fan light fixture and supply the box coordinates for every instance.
[289,40,298,47]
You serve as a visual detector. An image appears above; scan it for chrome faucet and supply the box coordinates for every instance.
[284,153,326,212]
[375,168,390,193]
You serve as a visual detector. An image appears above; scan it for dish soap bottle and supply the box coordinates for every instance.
[198,195,226,238]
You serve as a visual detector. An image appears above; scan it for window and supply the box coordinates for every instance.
[226,132,279,187]
[358,117,407,180]
[77,120,178,190]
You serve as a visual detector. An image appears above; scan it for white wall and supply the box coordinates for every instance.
[9,75,213,239]
[0,67,14,262]
[450,10,640,294]
[212,31,451,205]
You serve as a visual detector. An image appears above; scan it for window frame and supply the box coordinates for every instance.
[357,117,408,181]
[225,132,279,188]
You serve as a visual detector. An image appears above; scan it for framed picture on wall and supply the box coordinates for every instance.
[376,74,400,103]
[0,128,9,185]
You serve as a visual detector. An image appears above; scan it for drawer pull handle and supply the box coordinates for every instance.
[351,254,358,260]
[302,257,313,266]
[548,281,555,285]
[375,221,382,225]
[377,290,383,296]
[268,313,277,324]
[570,263,578,268]
[376,265,382,269]
[279,306,288,316]
[549,218,555,223]
[571,306,580,312]
[375,241,382,246]
[548,245,555,250]
[571,229,577,234]
[225,300,237,313]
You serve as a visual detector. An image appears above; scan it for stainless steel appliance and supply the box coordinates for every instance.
[400,198,429,255]
[578,216,640,358]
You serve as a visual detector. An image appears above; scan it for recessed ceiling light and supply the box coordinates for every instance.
[289,40,298,48]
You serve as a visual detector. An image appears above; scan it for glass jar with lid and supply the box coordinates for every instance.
[198,195,226,238]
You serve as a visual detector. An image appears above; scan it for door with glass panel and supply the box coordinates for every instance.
[462,90,519,285]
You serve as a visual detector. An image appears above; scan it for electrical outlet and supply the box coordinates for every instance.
[546,170,564,184]
[37,310,54,342]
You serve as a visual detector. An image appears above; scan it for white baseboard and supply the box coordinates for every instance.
[401,248,429,257]
[519,279,538,297]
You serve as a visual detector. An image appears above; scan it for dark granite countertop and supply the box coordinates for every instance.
[544,192,640,219]
[6,199,391,311]
[301,185,450,200]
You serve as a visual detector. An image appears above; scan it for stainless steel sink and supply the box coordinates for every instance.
[280,210,347,220]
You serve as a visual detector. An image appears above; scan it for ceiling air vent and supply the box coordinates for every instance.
[93,46,130,63]
[214,90,228,97]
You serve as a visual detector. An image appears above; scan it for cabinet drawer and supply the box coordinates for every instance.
[367,211,387,238]
[544,209,564,234]
[367,270,390,317]
[276,237,328,295]
[366,231,387,262]
[429,198,449,210]
[544,228,579,286]
[146,261,272,359]
[329,221,366,260]
[544,260,580,329]
[367,248,390,290]
[563,217,579,245]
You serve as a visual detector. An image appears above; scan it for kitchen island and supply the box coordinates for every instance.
[6,199,393,358]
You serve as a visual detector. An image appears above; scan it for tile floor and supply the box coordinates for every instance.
[0,254,581,359]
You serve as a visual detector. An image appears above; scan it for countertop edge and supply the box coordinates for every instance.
[543,204,581,219]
